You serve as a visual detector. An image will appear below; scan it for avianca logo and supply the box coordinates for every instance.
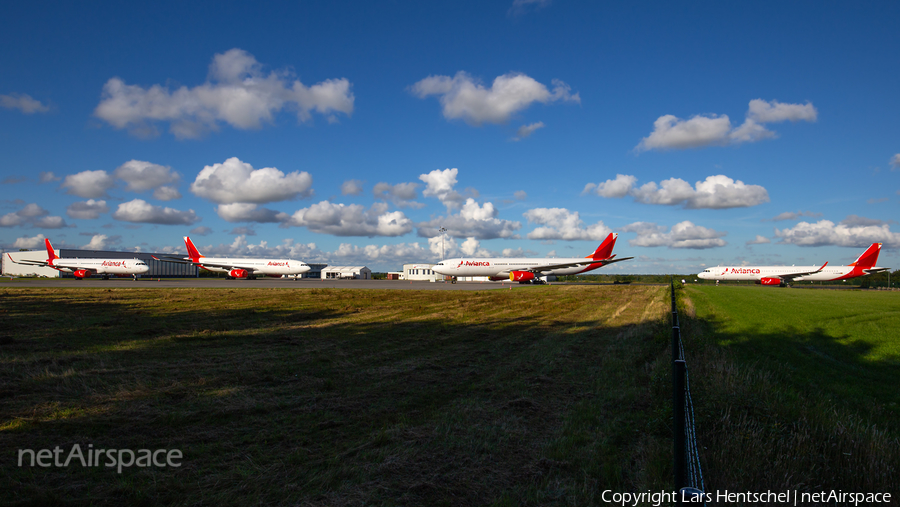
[267,261,288,267]
[102,261,125,267]
[462,261,491,267]
[727,268,760,274]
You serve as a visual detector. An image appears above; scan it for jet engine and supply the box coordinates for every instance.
[510,271,535,282]
[73,269,91,279]
[757,277,784,286]
[229,269,249,279]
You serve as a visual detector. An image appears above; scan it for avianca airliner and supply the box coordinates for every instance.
[432,233,632,282]
[697,243,888,287]
[7,238,149,280]
[154,237,311,279]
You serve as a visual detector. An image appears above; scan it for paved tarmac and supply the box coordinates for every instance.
[0,277,533,291]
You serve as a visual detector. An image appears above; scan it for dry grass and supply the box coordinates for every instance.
[1,286,672,506]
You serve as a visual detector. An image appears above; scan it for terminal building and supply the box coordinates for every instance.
[321,266,372,280]
[2,248,198,278]
[401,263,445,282]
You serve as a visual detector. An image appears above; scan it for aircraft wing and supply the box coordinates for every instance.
[151,255,193,264]
[774,262,828,283]
[863,267,890,274]
[525,256,634,274]
[6,254,49,266]
[153,255,262,273]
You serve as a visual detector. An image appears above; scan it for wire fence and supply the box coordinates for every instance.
[671,279,706,502]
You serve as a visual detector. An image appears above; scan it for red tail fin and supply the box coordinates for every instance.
[848,243,881,269]
[44,238,58,266]
[587,233,617,261]
[184,236,204,262]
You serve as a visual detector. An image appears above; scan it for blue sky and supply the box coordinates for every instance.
[2,1,898,273]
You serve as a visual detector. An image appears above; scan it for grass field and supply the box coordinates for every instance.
[681,285,900,493]
[1,286,673,506]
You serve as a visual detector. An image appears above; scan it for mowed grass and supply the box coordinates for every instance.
[0,286,672,506]
[681,285,900,492]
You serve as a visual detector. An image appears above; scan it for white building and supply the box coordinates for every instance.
[401,264,445,282]
[321,266,372,280]
[1,250,59,277]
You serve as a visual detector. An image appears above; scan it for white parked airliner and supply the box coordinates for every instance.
[7,238,149,280]
[433,232,632,283]
[154,236,311,279]
[697,243,888,286]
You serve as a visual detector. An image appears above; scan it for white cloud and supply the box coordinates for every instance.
[768,210,822,222]
[39,172,60,183]
[153,186,182,201]
[190,157,313,204]
[746,235,771,245]
[420,168,464,210]
[418,198,521,240]
[747,99,817,123]
[83,234,111,250]
[62,170,115,198]
[283,201,413,237]
[94,48,354,139]
[589,174,768,209]
[373,182,423,208]
[514,190,527,200]
[0,93,50,114]
[775,219,900,248]
[840,215,893,227]
[341,179,364,196]
[34,216,68,229]
[112,199,199,225]
[411,71,578,125]
[13,234,46,249]
[0,203,66,228]
[16,203,48,218]
[524,207,611,241]
[636,99,817,151]
[623,221,727,249]
[215,203,287,223]
[891,154,900,170]
[514,121,545,141]
[113,160,180,194]
[0,213,25,227]
[191,226,213,236]
[67,199,109,220]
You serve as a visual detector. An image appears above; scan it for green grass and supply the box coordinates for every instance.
[681,285,900,492]
[0,286,673,506]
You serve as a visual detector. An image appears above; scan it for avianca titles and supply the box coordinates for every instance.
[697,243,889,286]
[7,239,149,280]
[154,237,311,279]
[433,232,632,282]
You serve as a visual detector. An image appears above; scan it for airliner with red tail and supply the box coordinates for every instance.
[154,236,311,279]
[432,232,632,283]
[7,238,149,280]
[697,243,888,287]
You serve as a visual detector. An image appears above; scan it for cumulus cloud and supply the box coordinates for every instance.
[82,234,112,250]
[13,234,46,249]
[0,203,67,228]
[0,93,50,114]
[373,182,424,208]
[215,203,287,223]
[331,242,434,264]
[767,210,822,222]
[891,154,900,170]
[622,221,727,249]
[341,179,364,196]
[283,201,413,237]
[112,199,199,225]
[39,172,60,183]
[514,190,527,200]
[418,198,521,240]
[746,235,771,245]
[524,207,611,241]
[840,215,894,227]
[513,121,545,141]
[34,216,69,229]
[229,226,256,236]
[62,170,116,198]
[636,99,817,151]
[153,186,182,201]
[420,168,464,210]
[94,48,354,139]
[586,174,768,209]
[190,226,213,236]
[775,219,900,248]
[113,159,180,194]
[411,71,578,126]
[190,157,313,204]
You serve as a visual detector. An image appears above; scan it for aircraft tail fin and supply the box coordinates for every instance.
[848,243,881,269]
[587,233,618,261]
[44,238,58,266]
[184,236,204,263]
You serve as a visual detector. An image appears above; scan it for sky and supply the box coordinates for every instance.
[1,1,899,273]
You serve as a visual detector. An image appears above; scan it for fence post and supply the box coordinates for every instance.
[674,359,687,492]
